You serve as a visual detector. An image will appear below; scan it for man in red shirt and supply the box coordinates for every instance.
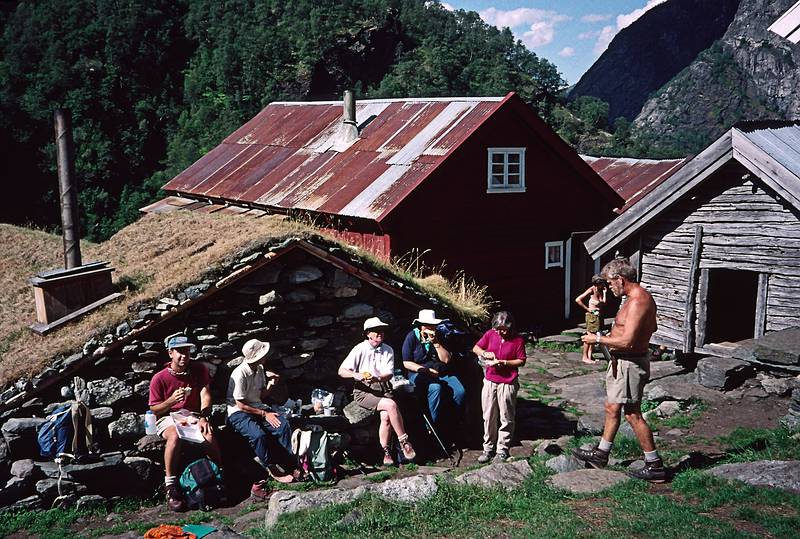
[149,334,222,511]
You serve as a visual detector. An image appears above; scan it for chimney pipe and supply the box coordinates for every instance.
[341,90,359,143]
[54,108,82,269]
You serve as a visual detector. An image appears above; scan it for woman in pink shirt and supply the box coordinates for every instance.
[472,311,527,463]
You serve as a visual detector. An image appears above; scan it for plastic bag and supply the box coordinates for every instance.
[311,389,333,413]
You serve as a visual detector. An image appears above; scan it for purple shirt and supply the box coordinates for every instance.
[476,330,526,384]
[149,363,210,413]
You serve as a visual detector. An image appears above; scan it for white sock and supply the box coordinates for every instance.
[644,450,660,462]
[165,475,176,487]
[598,438,613,452]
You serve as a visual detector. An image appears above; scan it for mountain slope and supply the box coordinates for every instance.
[634,0,800,154]
[569,0,740,122]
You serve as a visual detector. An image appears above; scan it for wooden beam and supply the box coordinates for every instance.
[683,226,703,352]
[585,131,733,258]
[29,292,123,335]
[755,273,769,338]
[696,268,709,348]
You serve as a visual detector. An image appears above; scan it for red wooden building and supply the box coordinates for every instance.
[155,92,623,331]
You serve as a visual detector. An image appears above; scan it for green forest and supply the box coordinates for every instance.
[0,0,658,242]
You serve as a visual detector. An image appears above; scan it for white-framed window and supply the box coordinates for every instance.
[545,241,563,269]
[487,147,526,192]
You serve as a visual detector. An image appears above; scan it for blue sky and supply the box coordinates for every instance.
[443,0,669,85]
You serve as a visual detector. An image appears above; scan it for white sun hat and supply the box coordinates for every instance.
[414,309,442,326]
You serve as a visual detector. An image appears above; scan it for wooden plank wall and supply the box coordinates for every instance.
[639,171,800,349]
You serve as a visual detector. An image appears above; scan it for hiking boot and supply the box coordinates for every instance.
[493,450,509,463]
[250,480,273,500]
[477,451,494,464]
[382,446,394,466]
[400,440,416,461]
[627,459,668,483]
[572,446,609,468]
[166,484,186,512]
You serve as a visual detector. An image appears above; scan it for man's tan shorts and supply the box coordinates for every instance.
[606,356,650,404]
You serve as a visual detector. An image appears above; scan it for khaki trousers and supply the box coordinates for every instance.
[481,378,519,453]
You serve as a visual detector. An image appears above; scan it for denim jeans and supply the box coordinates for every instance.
[408,372,466,424]
[227,411,292,467]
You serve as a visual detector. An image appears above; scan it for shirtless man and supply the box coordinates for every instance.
[572,258,667,482]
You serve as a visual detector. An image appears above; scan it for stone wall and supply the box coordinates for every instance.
[0,241,442,510]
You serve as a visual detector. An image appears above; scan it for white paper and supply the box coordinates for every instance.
[170,409,205,444]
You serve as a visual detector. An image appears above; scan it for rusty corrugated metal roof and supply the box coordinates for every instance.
[581,155,690,213]
[162,96,505,222]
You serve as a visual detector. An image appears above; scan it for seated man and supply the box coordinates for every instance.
[227,339,298,497]
[149,334,222,512]
[402,309,466,445]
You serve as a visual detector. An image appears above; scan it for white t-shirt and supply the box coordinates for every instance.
[227,362,271,416]
[339,340,395,377]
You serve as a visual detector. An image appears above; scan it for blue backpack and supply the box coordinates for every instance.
[179,458,226,510]
[37,403,74,459]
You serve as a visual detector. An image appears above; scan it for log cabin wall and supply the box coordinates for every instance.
[637,161,800,350]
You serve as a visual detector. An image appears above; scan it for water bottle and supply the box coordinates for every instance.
[144,410,157,435]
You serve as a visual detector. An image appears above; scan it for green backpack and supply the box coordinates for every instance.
[179,458,225,510]
[292,427,336,482]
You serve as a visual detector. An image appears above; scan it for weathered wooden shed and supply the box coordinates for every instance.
[152,92,623,330]
[585,122,800,355]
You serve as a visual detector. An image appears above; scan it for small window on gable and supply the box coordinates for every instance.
[487,148,526,192]
[545,241,563,269]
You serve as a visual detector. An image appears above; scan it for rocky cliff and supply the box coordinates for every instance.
[634,0,800,154]
[569,0,741,122]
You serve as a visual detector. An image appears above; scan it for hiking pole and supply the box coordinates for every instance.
[422,413,455,465]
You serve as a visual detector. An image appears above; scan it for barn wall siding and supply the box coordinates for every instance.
[639,170,800,349]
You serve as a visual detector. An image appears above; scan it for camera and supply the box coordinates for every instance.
[421,330,436,343]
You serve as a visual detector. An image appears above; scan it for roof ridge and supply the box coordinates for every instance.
[269,96,505,105]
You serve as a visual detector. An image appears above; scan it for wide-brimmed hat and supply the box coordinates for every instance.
[363,317,389,332]
[164,334,196,353]
[414,309,442,326]
[242,339,271,364]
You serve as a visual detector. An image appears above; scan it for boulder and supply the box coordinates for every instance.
[131,362,157,374]
[341,304,374,319]
[454,459,533,490]
[696,357,754,390]
[35,478,85,503]
[265,474,438,527]
[285,288,316,303]
[343,401,376,427]
[88,377,133,407]
[62,452,127,496]
[654,401,681,418]
[545,455,586,474]
[539,334,579,345]
[0,476,35,506]
[1,417,46,459]
[548,468,630,494]
[202,342,237,359]
[706,460,800,493]
[287,265,323,283]
[281,353,314,369]
[123,456,159,486]
[108,412,144,443]
[1,494,43,512]
[10,459,38,480]
[299,338,328,352]
[258,291,283,306]
[757,374,798,396]
[91,407,115,421]
[331,287,358,298]
[307,316,334,328]
[52,494,78,509]
[751,327,800,366]
[76,494,108,511]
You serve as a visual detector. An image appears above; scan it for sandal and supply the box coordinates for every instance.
[398,434,416,461]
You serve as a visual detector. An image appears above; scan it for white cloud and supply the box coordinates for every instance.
[559,47,575,57]
[593,25,617,54]
[479,7,570,48]
[617,0,668,30]
[441,2,454,10]
[592,0,668,55]
[581,14,612,23]
[578,30,599,40]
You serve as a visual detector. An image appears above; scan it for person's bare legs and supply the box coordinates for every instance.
[202,429,223,465]
[378,410,392,448]
[163,426,181,477]
[582,342,597,364]
[601,402,622,443]
[377,397,406,438]
[623,403,656,452]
